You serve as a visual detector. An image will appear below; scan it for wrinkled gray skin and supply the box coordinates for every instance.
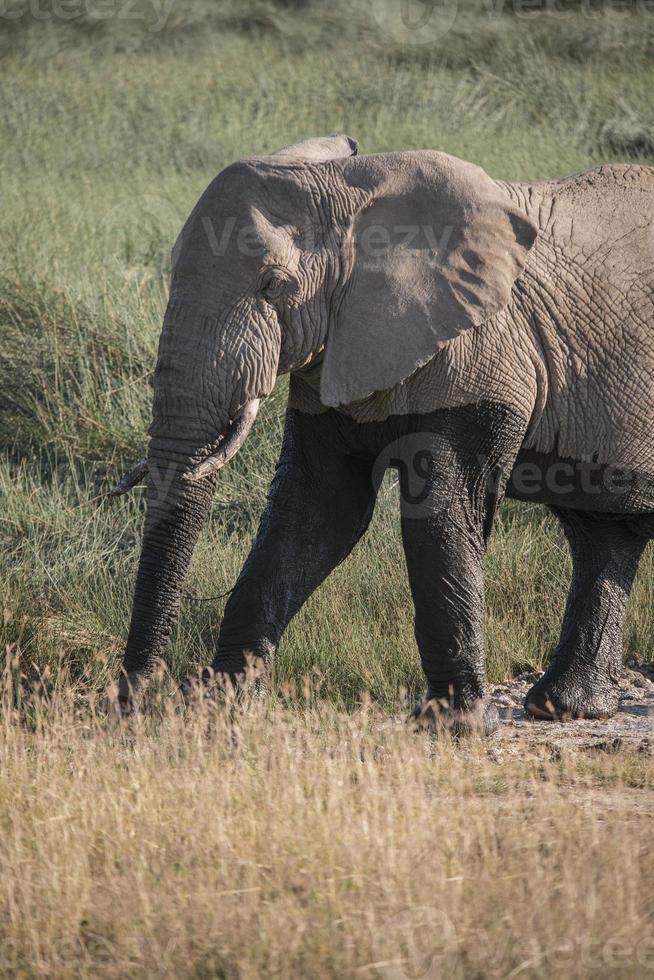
[117,135,654,730]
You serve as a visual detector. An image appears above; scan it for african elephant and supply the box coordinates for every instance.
[113,134,654,731]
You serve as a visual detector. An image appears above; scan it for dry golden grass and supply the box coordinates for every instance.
[1,676,652,979]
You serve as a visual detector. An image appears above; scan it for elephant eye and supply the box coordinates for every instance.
[260,269,290,302]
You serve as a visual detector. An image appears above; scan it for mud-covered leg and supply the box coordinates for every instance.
[204,409,377,688]
[525,510,647,720]
[399,404,528,735]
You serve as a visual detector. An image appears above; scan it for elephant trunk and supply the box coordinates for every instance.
[118,301,262,701]
[121,452,215,687]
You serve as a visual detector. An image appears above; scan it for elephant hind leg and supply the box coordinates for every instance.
[525,508,648,721]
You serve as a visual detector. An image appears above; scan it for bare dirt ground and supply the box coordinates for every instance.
[486,659,654,812]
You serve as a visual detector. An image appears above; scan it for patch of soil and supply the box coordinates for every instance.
[489,658,654,759]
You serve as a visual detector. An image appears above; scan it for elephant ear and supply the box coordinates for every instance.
[271,134,358,162]
[319,151,537,408]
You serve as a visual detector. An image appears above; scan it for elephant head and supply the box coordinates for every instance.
[114,135,535,700]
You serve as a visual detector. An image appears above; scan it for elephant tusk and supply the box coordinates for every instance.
[110,457,148,496]
[109,400,260,493]
[185,399,261,482]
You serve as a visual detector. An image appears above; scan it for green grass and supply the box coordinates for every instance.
[2,0,654,708]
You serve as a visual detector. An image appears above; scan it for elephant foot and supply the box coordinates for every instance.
[97,672,147,720]
[525,668,619,721]
[409,696,499,737]
[178,667,237,708]
[179,666,216,701]
[179,664,266,707]
[111,671,147,714]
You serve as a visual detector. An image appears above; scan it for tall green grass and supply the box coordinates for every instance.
[2,0,654,706]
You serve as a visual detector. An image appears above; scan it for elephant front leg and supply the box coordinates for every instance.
[402,504,496,734]
[397,406,527,735]
[203,410,377,691]
[525,510,647,720]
